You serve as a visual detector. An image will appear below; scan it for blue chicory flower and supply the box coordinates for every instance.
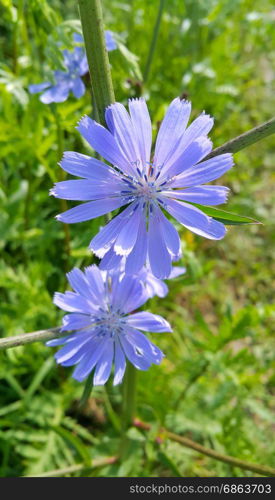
[51,97,234,278]
[29,31,117,104]
[47,265,171,385]
[29,46,88,103]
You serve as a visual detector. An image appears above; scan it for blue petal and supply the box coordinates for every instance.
[29,82,51,94]
[171,153,234,188]
[164,112,214,173]
[164,198,226,240]
[113,339,126,385]
[55,334,93,364]
[167,186,230,205]
[99,245,123,270]
[162,136,212,180]
[71,77,85,98]
[66,268,98,302]
[105,103,140,176]
[89,202,137,257]
[111,275,147,314]
[56,197,126,223]
[154,98,191,169]
[72,336,108,381]
[148,207,172,279]
[105,30,117,51]
[53,291,93,313]
[156,207,181,259]
[93,339,114,385]
[144,273,168,298]
[51,179,125,201]
[125,213,148,274]
[61,312,92,331]
[60,151,124,182]
[77,115,129,172]
[126,312,172,332]
[84,265,106,301]
[114,203,143,256]
[169,266,186,279]
[46,336,70,347]
[40,83,70,103]
[128,98,152,165]
[73,33,84,43]
[119,334,151,370]
[125,328,164,364]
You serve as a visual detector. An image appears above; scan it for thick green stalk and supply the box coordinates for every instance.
[143,0,165,84]
[78,0,133,446]
[78,0,115,123]
[206,117,275,159]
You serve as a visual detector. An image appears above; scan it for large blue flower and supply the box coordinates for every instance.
[29,31,117,103]
[47,265,171,385]
[52,98,234,278]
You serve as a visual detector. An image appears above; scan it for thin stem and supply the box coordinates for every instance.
[78,372,94,409]
[119,363,137,458]
[143,0,165,84]
[123,363,137,427]
[134,420,275,477]
[24,456,117,477]
[0,327,62,351]
[78,0,115,124]
[206,117,275,160]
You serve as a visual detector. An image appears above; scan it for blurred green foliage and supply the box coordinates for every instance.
[0,0,274,477]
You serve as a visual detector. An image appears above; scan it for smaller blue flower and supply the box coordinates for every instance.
[29,46,88,103]
[47,265,172,385]
[29,31,117,104]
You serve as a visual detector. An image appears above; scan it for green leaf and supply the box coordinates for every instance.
[189,203,261,225]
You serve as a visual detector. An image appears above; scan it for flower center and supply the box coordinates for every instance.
[137,181,157,201]
[93,309,125,337]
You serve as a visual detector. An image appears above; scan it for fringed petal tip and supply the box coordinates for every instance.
[128,97,146,105]
[76,114,89,130]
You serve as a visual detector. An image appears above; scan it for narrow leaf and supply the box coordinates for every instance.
[190,203,261,225]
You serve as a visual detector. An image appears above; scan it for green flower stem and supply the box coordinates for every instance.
[119,363,137,458]
[134,420,275,477]
[0,327,62,351]
[78,0,134,447]
[78,372,94,409]
[206,116,275,159]
[78,0,115,124]
[143,0,165,84]
[24,455,118,478]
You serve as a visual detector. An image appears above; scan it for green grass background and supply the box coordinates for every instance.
[0,0,274,477]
